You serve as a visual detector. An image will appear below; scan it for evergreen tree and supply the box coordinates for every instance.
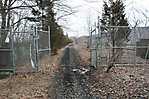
[100,0,130,72]
[34,0,72,54]
[100,1,111,28]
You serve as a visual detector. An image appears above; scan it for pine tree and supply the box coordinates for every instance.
[110,0,130,46]
[35,0,72,53]
[43,0,72,53]
[101,0,130,72]
[100,1,111,28]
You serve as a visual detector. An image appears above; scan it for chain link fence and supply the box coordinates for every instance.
[38,28,51,58]
[0,27,51,73]
[0,28,15,72]
[90,26,149,67]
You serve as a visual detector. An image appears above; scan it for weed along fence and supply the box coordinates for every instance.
[0,27,51,73]
[90,25,149,67]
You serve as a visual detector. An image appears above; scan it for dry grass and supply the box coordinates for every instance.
[89,66,149,98]
[0,49,64,99]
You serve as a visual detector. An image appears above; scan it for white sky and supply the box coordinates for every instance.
[57,0,149,37]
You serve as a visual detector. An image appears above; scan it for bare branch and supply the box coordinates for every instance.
[6,5,37,10]
[56,11,76,21]
[11,17,28,26]
[9,0,18,7]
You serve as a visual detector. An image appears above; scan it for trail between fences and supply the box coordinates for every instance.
[48,46,99,99]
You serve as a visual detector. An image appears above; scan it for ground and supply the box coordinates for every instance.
[48,46,96,99]
[0,48,64,99]
[75,37,149,99]
[89,66,149,98]
[1,36,149,99]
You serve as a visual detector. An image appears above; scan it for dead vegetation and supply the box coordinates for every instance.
[0,49,64,99]
[74,37,149,98]
[89,66,149,98]
[1,36,149,99]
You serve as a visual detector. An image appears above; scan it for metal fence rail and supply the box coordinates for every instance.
[90,25,149,67]
[0,28,15,73]
[0,26,51,73]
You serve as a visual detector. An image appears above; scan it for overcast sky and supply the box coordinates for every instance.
[58,0,149,37]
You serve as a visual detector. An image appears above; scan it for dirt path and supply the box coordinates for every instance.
[49,46,98,99]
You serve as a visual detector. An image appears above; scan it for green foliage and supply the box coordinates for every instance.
[47,2,71,52]
[50,25,72,50]
[101,0,130,72]
[35,0,72,53]
[101,1,111,27]
[101,0,130,47]
[101,0,130,46]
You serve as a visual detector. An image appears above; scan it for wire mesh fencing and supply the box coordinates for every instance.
[13,30,35,72]
[0,28,15,72]
[90,26,149,67]
[0,26,51,73]
[14,27,51,72]
[38,28,51,58]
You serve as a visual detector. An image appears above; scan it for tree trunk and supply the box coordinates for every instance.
[107,30,115,72]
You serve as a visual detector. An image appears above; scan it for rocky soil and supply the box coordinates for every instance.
[73,36,149,99]
[48,46,98,99]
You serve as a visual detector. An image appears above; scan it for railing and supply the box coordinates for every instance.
[0,28,15,73]
[0,26,51,73]
[90,26,149,67]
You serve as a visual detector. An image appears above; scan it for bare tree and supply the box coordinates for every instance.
[0,0,37,47]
